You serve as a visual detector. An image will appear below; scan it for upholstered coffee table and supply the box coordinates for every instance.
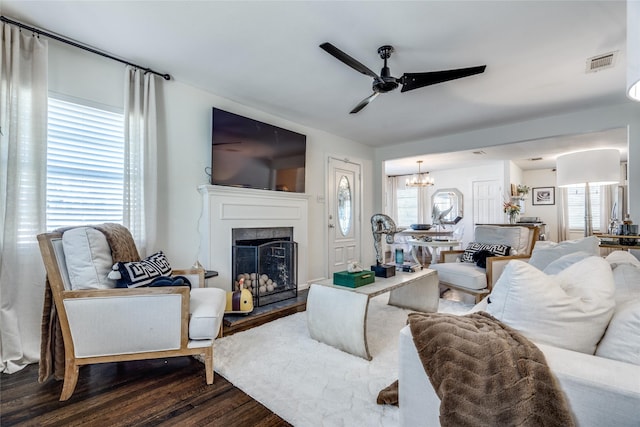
[306,269,439,360]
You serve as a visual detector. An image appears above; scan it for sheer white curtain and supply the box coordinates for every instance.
[557,187,570,241]
[0,24,48,373]
[600,184,616,233]
[385,175,429,225]
[123,66,158,256]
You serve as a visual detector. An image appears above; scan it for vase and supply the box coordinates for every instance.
[509,212,518,224]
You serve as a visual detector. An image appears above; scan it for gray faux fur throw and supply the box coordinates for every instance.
[378,311,575,427]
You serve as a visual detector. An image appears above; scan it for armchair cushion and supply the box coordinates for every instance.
[474,225,531,255]
[486,257,615,354]
[430,262,488,290]
[189,288,226,340]
[62,227,116,290]
[460,242,510,263]
[113,251,173,288]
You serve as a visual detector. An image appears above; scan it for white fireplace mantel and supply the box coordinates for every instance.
[198,185,309,291]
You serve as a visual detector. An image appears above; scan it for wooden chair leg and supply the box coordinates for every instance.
[60,361,79,401]
[204,346,214,384]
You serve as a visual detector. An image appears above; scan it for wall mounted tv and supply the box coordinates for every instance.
[211,108,306,193]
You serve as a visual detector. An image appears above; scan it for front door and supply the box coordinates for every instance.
[328,157,361,275]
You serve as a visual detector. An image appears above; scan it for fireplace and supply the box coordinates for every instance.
[232,227,298,306]
[198,185,309,294]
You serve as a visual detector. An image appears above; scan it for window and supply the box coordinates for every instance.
[46,96,125,230]
[566,185,601,231]
[396,186,418,227]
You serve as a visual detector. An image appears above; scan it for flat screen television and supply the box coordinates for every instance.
[211,108,306,193]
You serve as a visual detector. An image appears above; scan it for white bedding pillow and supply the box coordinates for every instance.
[528,236,600,271]
[62,227,116,290]
[486,257,615,354]
[595,298,640,365]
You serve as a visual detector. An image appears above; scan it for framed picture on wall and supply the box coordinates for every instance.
[532,187,555,205]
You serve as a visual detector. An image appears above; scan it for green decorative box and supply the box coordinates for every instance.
[333,270,375,288]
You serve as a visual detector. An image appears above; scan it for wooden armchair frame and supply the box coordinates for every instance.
[37,232,216,401]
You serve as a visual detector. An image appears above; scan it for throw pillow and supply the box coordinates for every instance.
[595,298,640,365]
[605,250,640,268]
[486,257,615,354]
[461,242,511,263]
[542,251,593,275]
[528,236,599,271]
[62,227,116,290]
[472,249,494,268]
[610,263,640,305]
[114,251,173,288]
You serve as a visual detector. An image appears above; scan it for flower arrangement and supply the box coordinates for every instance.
[516,184,530,196]
[503,201,521,215]
[504,201,521,224]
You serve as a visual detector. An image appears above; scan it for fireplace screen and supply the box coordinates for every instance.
[232,240,298,307]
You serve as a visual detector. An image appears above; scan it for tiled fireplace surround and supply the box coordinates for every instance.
[198,185,309,292]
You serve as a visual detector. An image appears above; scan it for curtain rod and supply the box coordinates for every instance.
[1,15,171,80]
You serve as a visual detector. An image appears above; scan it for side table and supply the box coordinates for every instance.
[306,269,439,360]
[408,239,461,264]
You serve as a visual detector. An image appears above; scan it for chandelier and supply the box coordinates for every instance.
[406,160,434,187]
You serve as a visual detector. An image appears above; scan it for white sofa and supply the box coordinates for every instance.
[399,248,640,426]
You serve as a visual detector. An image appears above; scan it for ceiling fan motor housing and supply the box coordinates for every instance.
[374,45,399,93]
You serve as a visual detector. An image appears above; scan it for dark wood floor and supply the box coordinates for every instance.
[1,357,291,427]
[1,292,308,426]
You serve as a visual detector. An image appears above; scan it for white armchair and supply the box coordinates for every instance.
[37,228,226,401]
[430,225,539,302]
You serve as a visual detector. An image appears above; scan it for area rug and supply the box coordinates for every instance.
[213,295,471,427]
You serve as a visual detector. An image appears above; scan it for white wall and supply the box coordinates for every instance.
[423,162,506,246]
[522,169,558,242]
[46,41,375,286]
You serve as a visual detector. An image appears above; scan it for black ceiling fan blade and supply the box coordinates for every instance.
[350,93,379,114]
[400,65,486,93]
[320,42,380,79]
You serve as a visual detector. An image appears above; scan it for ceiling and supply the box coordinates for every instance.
[1,0,631,174]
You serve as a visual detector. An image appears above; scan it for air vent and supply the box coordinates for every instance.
[529,157,543,161]
[472,150,486,155]
[586,51,617,73]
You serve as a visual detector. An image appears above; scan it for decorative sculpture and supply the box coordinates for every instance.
[432,204,454,227]
[371,214,398,265]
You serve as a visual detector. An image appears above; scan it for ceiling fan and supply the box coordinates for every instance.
[320,42,486,114]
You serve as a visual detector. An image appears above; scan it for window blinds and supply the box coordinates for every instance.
[46,97,125,230]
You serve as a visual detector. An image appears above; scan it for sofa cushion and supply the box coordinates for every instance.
[429,262,488,290]
[605,250,640,268]
[609,262,640,303]
[542,251,593,275]
[474,225,531,255]
[595,298,640,365]
[528,236,599,271]
[62,227,116,290]
[486,257,615,354]
[460,242,511,263]
[189,288,226,340]
[113,251,173,288]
